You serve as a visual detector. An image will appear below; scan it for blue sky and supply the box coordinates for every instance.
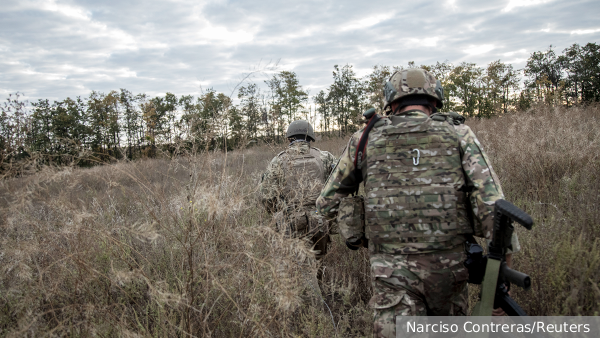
[1,0,599,102]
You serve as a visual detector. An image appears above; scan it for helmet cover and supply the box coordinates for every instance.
[383,69,444,110]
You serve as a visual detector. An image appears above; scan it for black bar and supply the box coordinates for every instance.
[500,262,531,290]
[495,199,533,230]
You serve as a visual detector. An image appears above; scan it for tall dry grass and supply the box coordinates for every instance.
[0,136,372,337]
[1,105,599,337]
[468,103,600,316]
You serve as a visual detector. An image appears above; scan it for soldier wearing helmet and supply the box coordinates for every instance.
[316,69,519,337]
[259,120,337,261]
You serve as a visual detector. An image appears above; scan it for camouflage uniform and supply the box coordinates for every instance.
[260,140,337,258]
[316,109,519,337]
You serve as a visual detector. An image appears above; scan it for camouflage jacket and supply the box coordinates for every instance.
[260,141,337,214]
[316,109,520,252]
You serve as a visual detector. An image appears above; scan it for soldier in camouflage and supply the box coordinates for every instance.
[259,120,337,260]
[316,69,519,337]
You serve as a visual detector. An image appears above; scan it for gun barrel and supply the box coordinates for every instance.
[501,262,531,290]
[495,199,533,230]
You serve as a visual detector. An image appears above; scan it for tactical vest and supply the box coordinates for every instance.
[363,113,473,253]
[279,144,325,208]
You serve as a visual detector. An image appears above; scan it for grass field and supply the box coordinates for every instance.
[1,104,599,337]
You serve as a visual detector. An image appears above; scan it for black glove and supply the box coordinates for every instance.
[345,236,368,250]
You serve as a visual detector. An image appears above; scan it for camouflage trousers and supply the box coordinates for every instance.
[274,209,331,259]
[368,250,468,338]
[273,209,331,306]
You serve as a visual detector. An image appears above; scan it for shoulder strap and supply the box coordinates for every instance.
[431,112,465,125]
[353,114,381,184]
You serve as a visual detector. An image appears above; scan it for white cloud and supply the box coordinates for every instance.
[405,37,440,48]
[463,44,496,56]
[502,0,554,13]
[39,0,90,20]
[16,0,139,52]
[571,28,600,35]
[502,49,528,57]
[444,0,458,11]
[341,13,394,31]
[196,22,256,46]
[1,0,600,102]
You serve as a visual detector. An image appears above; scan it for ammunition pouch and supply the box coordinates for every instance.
[292,211,309,233]
[311,230,330,259]
[274,210,308,237]
[276,209,329,238]
[464,239,487,284]
[337,195,365,241]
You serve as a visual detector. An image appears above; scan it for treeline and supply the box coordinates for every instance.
[1,42,599,174]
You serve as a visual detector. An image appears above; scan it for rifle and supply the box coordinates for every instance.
[469,199,534,317]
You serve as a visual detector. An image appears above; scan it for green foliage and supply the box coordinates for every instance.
[265,70,308,142]
[562,42,600,104]
[238,83,263,140]
[363,64,393,112]
[523,42,600,107]
[2,40,599,176]
[315,64,367,136]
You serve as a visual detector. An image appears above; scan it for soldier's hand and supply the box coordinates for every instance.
[492,307,506,316]
[345,236,367,250]
[492,289,511,316]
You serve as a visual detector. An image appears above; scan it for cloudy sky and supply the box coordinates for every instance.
[2,0,599,103]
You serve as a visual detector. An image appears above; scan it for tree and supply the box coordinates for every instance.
[51,97,89,164]
[226,105,245,150]
[120,89,142,160]
[87,91,121,160]
[421,61,454,112]
[151,92,178,145]
[313,90,332,136]
[364,65,393,113]
[237,83,262,140]
[265,71,308,141]
[484,60,520,115]
[524,46,565,105]
[278,71,308,122]
[1,93,29,170]
[447,63,483,117]
[563,42,600,104]
[328,64,364,135]
[197,89,232,150]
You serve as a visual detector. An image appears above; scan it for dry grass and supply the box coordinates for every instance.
[1,105,599,337]
[0,136,371,337]
[468,103,600,316]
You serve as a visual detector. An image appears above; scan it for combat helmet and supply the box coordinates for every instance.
[383,69,444,112]
[286,120,316,142]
